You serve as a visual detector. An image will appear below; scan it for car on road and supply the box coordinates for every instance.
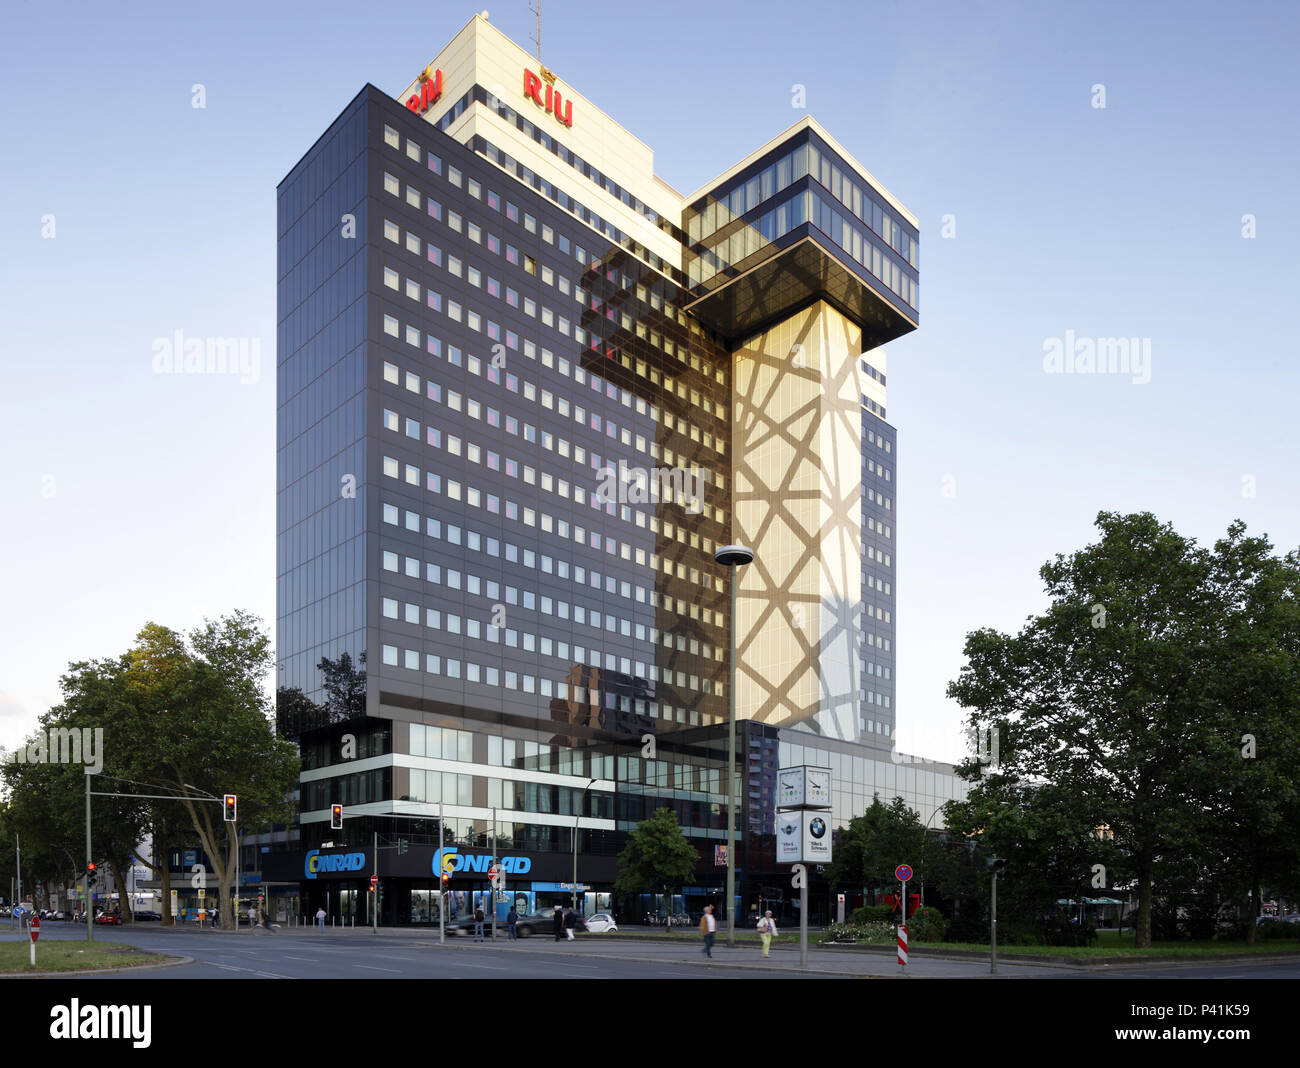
[584,913,618,933]
[94,911,122,925]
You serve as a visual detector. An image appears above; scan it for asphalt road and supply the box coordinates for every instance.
[5,923,1297,979]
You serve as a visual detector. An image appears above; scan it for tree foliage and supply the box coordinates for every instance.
[947,513,1300,946]
[613,808,698,908]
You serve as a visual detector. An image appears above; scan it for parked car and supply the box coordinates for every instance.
[95,911,121,925]
[133,910,162,922]
[585,913,619,933]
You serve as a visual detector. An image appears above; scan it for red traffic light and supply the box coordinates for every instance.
[440,871,451,885]
[86,862,97,875]
[223,794,237,822]
[330,804,343,830]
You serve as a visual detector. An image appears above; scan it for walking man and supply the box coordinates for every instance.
[700,905,716,958]
[315,906,326,930]
[506,907,518,941]
[553,905,565,942]
[563,907,577,941]
[473,904,485,942]
[757,910,778,956]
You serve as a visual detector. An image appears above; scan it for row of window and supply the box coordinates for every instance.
[689,140,918,270]
[379,337,722,524]
[861,360,886,387]
[379,644,719,724]
[382,392,720,531]
[379,485,733,636]
[380,457,726,607]
[380,135,732,430]
[380,502,721,629]
[382,594,723,680]
[382,187,725,418]
[690,187,918,311]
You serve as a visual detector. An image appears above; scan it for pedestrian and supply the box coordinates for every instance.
[757,910,778,957]
[249,905,257,929]
[506,907,518,941]
[700,905,716,957]
[473,904,485,942]
[315,906,326,931]
[552,905,564,942]
[563,907,578,941]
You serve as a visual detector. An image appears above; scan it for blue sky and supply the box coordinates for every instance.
[1,0,1297,763]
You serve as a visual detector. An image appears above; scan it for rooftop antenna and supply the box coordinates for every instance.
[529,0,542,61]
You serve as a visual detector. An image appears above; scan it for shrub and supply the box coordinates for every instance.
[1253,920,1298,942]
[906,906,946,943]
[821,921,895,945]
[850,905,894,925]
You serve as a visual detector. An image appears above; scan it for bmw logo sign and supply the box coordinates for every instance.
[809,818,826,838]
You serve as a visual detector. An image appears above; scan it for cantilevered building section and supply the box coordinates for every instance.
[683,120,917,743]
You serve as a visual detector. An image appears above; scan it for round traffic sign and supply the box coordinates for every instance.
[30,916,41,943]
[488,867,498,880]
[370,875,378,886]
[895,864,913,882]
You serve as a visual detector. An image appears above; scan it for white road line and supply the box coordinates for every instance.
[284,956,320,962]
[354,964,401,973]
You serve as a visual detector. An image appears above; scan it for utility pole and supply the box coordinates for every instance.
[85,771,94,943]
[438,802,445,945]
[490,809,497,942]
[373,830,378,933]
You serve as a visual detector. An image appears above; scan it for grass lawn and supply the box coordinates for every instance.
[840,929,1300,958]
[0,939,171,974]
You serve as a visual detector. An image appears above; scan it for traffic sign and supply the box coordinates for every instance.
[370,875,378,887]
[895,864,913,882]
[30,916,41,943]
[13,905,25,919]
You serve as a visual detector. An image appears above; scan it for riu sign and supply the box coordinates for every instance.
[406,67,443,114]
[523,69,573,128]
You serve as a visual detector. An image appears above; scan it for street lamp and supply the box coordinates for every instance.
[714,543,754,948]
[572,778,597,912]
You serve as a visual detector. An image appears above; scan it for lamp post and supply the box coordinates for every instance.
[714,544,754,948]
[572,778,597,913]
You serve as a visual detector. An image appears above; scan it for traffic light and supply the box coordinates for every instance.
[987,857,1007,878]
[223,794,237,822]
[86,862,97,883]
[330,804,343,830]
[399,838,408,855]
[440,870,451,888]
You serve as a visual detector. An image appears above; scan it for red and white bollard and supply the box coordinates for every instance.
[897,924,908,970]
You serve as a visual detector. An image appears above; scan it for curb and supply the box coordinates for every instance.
[0,954,191,979]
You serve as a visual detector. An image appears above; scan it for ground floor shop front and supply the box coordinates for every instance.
[261,843,618,927]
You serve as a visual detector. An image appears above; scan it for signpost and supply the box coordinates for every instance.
[895,863,912,971]
[776,765,833,968]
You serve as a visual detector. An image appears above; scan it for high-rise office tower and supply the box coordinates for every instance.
[273,14,936,924]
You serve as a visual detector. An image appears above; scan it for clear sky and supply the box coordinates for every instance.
[1,0,1297,764]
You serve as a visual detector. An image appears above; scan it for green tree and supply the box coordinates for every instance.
[1,612,300,931]
[947,512,1300,947]
[613,808,698,914]
[828,796,936,904]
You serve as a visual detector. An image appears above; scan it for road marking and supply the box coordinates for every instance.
[284,956,319,962]
[354,964,401,973]
[451,961,509,970]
